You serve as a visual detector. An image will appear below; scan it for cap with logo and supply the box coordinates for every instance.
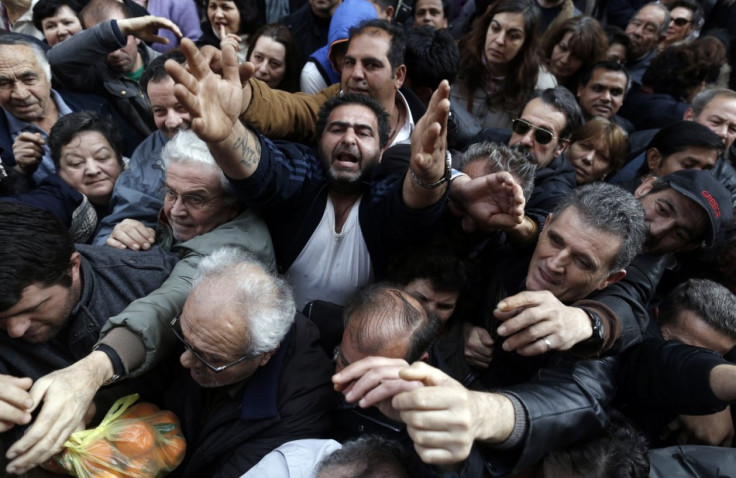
[665,170,733,247]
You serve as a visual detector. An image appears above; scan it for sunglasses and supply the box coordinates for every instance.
[170,316,258,373]
[671,17,691,27]
[511,118,558,145]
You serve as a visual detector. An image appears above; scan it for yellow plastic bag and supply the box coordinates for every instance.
[43,394,186,477]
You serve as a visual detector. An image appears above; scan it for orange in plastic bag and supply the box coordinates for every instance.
[43,394,187,477]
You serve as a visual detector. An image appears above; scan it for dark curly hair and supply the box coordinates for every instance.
[643,39,725,101]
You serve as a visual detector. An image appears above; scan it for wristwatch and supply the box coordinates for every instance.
[582,309,605,346]
[93,343,124,386]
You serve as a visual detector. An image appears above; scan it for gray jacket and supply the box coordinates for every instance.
[98,210,276,377]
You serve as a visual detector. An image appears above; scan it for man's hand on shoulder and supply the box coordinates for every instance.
[105,219,155,251]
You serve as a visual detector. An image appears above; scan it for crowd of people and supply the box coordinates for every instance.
[1,0,736,476]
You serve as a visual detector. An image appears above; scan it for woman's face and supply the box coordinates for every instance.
[548,32,583,82]
[41,5,82,46]
[568,137,612,184]
[57,131,122,206]
[250,36,287,88]
[484,12,526,72]
[207,0,241,36]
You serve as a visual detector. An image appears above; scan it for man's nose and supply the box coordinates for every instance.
[5,316,31,339]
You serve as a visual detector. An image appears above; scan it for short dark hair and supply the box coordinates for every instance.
[140,50,185,97]
[535,87,585,139]
[552,183,647,272]
[578,60,631,92]
[0,203,75,312]
[347,19,406,71]
[386,241,469,294]
[48,111,124,168]
[404,26,459,89]
[659,279,736,342]
[316,435,411,477]
[646,120,724,162]
[545,411,649,477]
[344,283,441,363]
[316,93,391,149]
[413,0,451,19]
[32,0,82,32]
[670,0,703,28]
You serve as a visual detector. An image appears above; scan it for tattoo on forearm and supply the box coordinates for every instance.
[233,133,260,169]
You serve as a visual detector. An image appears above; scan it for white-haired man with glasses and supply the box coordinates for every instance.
[0,130,277,474]
[163,247,334,474]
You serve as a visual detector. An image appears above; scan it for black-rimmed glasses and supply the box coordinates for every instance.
[170,316,256,373]
[511,118,558,145]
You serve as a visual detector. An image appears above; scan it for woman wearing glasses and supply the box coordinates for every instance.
[659,0,702,53]
[450,0,556,131]
[540,16,608,92]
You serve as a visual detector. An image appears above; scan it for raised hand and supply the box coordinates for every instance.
[117,15,182,44]
[166,38,249,143]
[450,171,526,232]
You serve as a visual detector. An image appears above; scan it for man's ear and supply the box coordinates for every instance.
[69,252,82,286]
[554,138,570,157]
[683,107,695,121]
[598,269,626,290]
[258,347,278,367]
[394,64,406,89]
[384,5,395,21]
[645,147,662,173]
[633,175,657,198]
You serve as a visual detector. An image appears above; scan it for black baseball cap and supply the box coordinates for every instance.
[665,170,733,247]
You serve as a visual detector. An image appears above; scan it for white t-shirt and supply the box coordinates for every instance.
[287,196,373,309]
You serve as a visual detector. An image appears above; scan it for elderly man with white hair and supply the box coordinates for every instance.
[162,247,334,476]
[2,130,276,474]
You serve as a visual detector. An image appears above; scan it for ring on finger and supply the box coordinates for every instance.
[542,336,552,353]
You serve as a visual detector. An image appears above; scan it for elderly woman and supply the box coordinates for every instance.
[49,111,125,220]
[566,118,628,184]
[32,0,83,46]
[451,0,556,130]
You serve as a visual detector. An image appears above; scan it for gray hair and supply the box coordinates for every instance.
[162,130,234,195]
[638,2,671,35]
[690,88,736,118]
[551,183,647,272]
[659,279,736,341]
[460,142,537,201]
[193,247,296,354]
[0,34,52,82]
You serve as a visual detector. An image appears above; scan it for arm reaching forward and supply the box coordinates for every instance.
[165,38,261,180]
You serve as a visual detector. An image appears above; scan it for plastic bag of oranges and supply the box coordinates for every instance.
[42,394,186,477]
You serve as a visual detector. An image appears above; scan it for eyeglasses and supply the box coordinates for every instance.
[170,316,257,373]
[671,17,692,27]
[511,118,558,145]
[164,188,222,210]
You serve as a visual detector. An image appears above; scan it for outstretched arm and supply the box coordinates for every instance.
[166,38,261,180]
[450,172,526,232]
[4,352,111,475]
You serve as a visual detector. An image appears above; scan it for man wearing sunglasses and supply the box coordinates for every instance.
[162,247,334,476]
[505,87,583,244]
